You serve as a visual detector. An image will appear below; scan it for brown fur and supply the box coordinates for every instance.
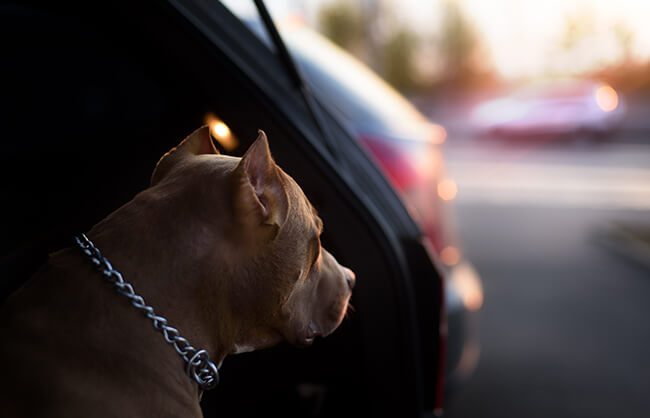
[0,127,355,418]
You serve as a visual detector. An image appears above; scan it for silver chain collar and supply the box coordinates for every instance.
[74,233,219,390]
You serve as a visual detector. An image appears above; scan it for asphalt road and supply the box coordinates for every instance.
[441,135,650,418]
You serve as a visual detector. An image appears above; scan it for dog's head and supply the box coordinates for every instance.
[151,126,355,353]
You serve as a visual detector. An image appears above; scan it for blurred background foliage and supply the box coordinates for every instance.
[315,0,650,95]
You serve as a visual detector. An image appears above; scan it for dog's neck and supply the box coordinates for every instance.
[72,176,285,399]
[47,187,240,407]
[85,188,235,367]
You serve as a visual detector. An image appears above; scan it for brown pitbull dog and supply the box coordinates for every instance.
[0,126,355,417]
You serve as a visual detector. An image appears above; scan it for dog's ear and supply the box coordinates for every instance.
[233,130,289,237]
[151,126,219,186]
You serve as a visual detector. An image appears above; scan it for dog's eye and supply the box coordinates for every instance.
[312,248,321,269]
[309,237,321,270]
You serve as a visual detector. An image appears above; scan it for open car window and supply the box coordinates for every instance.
[1,3,444,416]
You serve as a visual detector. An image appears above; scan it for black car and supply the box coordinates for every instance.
[0,2,445,417]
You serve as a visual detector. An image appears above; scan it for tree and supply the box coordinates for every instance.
[317,0,422,92]
[559,12,595,52]
[384,27,420,92]
[437,0,483,85]
[317,1,364,57]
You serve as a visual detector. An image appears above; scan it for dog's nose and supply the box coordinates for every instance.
[343,267,356,290]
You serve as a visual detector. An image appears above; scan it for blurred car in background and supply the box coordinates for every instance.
[256,18,484,392]
[471,79,626,139]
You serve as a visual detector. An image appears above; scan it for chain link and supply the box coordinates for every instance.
[74,233,219,390]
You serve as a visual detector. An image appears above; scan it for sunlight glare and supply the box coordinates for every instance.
[595,84,619,112]
[430,123,447,144]
[440,246,461,266]
[438,178,458,201]
[449,261,484,311]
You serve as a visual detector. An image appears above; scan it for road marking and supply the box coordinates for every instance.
[447,161,650,210]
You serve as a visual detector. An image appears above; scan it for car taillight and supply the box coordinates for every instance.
[359,134,449,254]
[359,136,422,192]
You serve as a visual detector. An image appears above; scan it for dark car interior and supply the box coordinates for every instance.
[1,2,443,417]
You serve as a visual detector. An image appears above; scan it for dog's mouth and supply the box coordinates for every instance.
[282,273,354,348]
[295,297,353,347]
[294,321,320,347]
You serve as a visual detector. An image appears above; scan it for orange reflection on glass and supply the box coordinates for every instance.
[212,121,230,138]
[440,246,460,266]
[204,113,238,151]
[437,178,458,201]
[595,84,618,112]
